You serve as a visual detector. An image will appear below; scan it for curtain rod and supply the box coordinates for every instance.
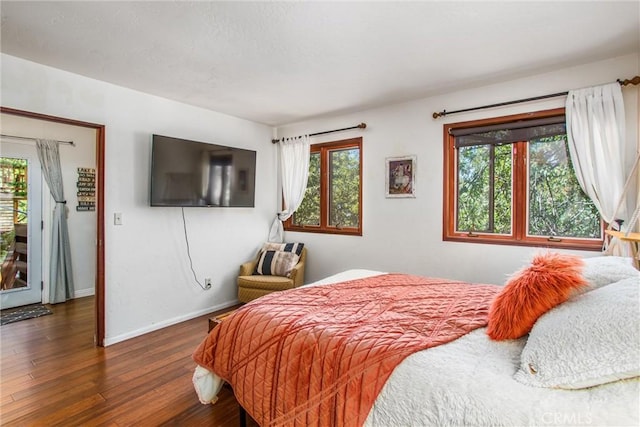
[0,133,75,146]
[271,123,367,144]
[432,75,640,119]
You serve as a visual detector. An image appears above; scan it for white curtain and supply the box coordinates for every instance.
[565,82,637,255]
[268,136,310,242]
[36,139,75,303]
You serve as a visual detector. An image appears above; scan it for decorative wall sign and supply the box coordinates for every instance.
[76,167,96,211]
[385,156,416,198]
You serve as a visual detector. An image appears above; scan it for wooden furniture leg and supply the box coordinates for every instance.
[239,405,247,427]
[605,230,640,269]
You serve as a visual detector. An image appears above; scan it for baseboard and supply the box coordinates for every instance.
[73,288,95,299]
[103,300,240,346]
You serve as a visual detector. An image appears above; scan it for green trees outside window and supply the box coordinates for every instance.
[295,152,320,226]
[457,144,512,234]
[527,136,600,238]
[286,138,362,236]
[329,148,360,228]
[0,158,28,261]
[445,108,602,250]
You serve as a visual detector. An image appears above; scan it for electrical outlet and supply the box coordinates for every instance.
[205,278,212,290]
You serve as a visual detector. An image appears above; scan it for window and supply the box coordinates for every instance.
[285,137,362,236]
[443,108,602,250]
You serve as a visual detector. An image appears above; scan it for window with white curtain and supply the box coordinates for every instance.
[285,137,362,236]
[444,108,602,250]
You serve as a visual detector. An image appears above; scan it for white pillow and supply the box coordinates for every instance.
[514,277,640,389]
[581,256,639,290]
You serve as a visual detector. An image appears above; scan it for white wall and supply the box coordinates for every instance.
[0,114,97,299]
[2,52,637,344]
[277,54,640,286]
[1,54,277,345]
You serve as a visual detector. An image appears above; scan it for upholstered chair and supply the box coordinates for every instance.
[237,247,307,303]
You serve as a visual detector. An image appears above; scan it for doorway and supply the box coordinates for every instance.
[0,107,105,346]
[0,149,42,309]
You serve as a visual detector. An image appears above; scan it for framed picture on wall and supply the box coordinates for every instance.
[385,155,416,198]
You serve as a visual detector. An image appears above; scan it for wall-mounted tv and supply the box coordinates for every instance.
[150,134,256,207]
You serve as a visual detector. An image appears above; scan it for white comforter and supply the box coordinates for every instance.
[194,269,640,426]
[366,328,639,426]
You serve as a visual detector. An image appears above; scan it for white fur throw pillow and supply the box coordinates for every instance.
[580,256,639,290]
[514,277,640,389]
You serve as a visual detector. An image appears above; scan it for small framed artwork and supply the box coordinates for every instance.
[385,155,416,198]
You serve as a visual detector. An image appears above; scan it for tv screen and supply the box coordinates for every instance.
[150,134,256,207]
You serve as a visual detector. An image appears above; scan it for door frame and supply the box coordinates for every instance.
[1,106,106,346]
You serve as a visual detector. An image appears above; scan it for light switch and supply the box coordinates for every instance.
[114,212,123,225]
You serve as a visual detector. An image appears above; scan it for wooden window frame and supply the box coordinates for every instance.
[284,137,362,236]
[443,108,603,251]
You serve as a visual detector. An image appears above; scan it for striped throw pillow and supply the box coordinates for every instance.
[261,242,304,256]
[255,250,300,277]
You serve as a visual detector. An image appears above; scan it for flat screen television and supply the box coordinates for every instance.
[150,134,256,207]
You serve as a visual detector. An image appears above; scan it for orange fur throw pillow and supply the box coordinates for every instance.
[486,252,587,341]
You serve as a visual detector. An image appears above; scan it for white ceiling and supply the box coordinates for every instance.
[1,1,639,126]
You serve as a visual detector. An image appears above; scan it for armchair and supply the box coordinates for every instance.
[237,247,307,303]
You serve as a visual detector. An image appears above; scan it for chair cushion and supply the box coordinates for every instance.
[254,250,300,277]
[238,274,295,291]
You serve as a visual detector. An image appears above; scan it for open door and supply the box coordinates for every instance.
[0,145,43,309]
[1,107,105,346]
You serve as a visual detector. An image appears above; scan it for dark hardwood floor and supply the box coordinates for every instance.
[0,297,258,426]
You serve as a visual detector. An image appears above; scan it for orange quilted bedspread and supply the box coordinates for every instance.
[192,273,499,426]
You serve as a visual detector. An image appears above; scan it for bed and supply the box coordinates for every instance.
[192,256,640,426]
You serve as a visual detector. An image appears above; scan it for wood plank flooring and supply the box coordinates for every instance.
[0,297,258,426]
